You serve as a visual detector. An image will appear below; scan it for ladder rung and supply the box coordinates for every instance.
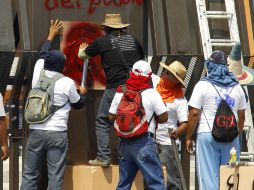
[210,39,235,46]
[240,155,254,161]
[241,152,254,156]
[210,43,235,46]
[205,11,232,15]
[205,11,232,19]
[206,15,231,19]
[210,39,234,43]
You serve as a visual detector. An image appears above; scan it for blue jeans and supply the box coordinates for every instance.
[96,88,116,162]
[157,144,182,190]
[117,134,165,190]
[21,129,68,190]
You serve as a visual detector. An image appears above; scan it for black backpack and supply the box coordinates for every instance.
[203,84,238,142]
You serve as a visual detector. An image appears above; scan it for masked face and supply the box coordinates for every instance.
[162,70,180,84]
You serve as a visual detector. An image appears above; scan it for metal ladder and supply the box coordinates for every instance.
[195,0,254,161]
[196,0,239,58]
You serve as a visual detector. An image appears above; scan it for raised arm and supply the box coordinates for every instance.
[38,19,63,59]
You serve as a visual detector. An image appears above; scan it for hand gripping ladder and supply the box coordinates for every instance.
[196,0,254,161]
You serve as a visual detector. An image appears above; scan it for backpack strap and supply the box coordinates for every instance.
[241,85,248,103]
[40,69,68,111]
[120,84,128,93]
[201,107,212,132]
[211,83,234,100]
[50,73,69,111]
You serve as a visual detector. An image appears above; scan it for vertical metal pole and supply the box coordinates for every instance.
[169,129,188,190]
[161,0,171,53]
[143,0,149,56]
[81,60,89,87]
[9,139,19,190]
[148,0,159,55]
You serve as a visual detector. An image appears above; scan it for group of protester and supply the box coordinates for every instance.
[0,13,248,190]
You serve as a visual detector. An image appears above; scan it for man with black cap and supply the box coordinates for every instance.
[78,13,145,167]
[21,20,87,190]
[185,51,246,190]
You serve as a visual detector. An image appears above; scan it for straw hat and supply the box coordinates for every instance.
[228,42,254,86]
[160,61,187,86]
[101,14,130,29]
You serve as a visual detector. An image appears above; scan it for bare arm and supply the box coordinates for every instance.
[109,113,116,122]
[0,117,9,160]
[38,19,63,59]
[237,109,245,134]
[186,107,201,154]
[157,112,168,124]
[170,122,187,139]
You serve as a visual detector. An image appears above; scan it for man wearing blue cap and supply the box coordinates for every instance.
[185,51,246,190]
[21,20,87,190]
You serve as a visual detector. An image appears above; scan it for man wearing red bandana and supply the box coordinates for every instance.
[109,60,168,190]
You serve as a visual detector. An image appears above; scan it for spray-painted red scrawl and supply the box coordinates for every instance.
[61,21,106,89]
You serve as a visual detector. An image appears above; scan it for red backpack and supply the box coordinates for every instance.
[114,85,152,138]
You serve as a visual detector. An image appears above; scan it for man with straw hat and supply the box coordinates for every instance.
[78,13,145,167]
[153,61,188,190]
[186,51,246,190]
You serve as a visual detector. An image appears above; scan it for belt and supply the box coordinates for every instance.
[121,132,154,141]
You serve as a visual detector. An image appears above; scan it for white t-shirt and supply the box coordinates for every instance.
[189,81,246,134]
[109,88,167,134]
[29,59,80,131]
[0,93,6,117]
[152,74,188,145]
[156,99,188,145]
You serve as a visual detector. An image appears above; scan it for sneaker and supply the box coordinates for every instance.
[88,158,110,167]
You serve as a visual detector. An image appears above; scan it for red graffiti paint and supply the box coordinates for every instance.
[61,22,106,89]
[88,0,143,14]
[45,0,80,11]
[44,0,143,14]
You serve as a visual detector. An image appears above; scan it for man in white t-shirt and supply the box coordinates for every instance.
[153,61,188,190]
[21,20,87,190]
[0,93,9,160]
[186,51,246,190]
[109,60,168,190]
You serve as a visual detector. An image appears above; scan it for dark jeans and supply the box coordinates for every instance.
[117,134,165,190]
[96,88,116,162]
[21,129,68,190]
[157,144,182,190]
